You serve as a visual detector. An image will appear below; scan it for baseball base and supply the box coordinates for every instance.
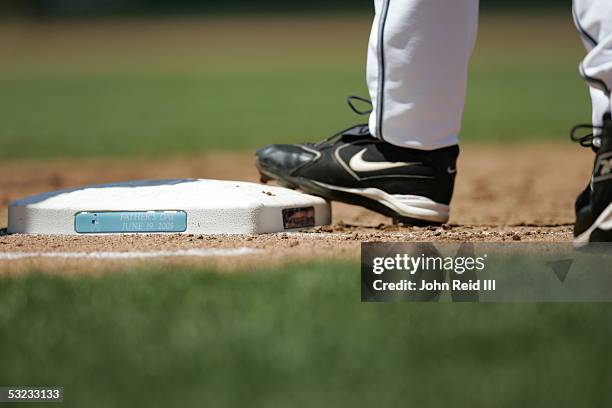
[8,179,331,235]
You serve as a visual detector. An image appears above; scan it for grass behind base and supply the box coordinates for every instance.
[0,262,609,407]
[0,13,592,159]
[0,67,587,159]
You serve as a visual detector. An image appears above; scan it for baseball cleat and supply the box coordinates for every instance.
[255,99,459,225]
[571,113,612,244]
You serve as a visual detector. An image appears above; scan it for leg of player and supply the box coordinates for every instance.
[571,0,612,243]
[255,0,480,225]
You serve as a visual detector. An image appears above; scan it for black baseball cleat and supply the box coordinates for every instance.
[571,113,612,244]
[255,99,459,225]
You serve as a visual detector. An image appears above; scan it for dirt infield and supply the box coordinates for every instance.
[0,143,593,273]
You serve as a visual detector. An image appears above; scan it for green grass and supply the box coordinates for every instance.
[0,68,587,159]
[0,14,593,159]
[0,262,609,407]
[0,71,364,158]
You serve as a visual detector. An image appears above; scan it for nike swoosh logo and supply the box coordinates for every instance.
[348,149,419,172]
[447,166,457,174]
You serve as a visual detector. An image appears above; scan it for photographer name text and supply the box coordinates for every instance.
[373,279,496,292]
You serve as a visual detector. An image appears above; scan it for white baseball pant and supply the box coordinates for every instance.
[367,0,612,149]
[573,0,612,136]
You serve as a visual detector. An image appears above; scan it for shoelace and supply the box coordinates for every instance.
[570,111,612,149]
[314,96,373,148]
[570,123,602,148]
[346,95,373,115]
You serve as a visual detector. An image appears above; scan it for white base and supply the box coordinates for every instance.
[8,179,331,235]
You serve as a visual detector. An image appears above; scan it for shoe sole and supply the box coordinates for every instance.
[256,166,449,226]
[574,202,612,245]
